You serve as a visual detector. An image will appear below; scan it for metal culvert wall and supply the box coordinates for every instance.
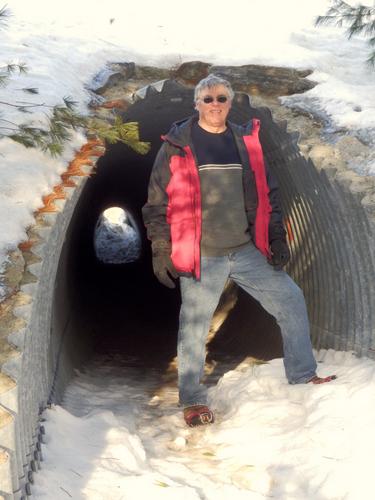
[257,109,375,356]
[0,175,94,499]
[1,79,375,498]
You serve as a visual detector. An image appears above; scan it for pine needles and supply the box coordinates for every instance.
[1,99,151,157]
[1,97,87,157]
[315,0,375,67]
[0,4,150,157]
[88,117,150,155]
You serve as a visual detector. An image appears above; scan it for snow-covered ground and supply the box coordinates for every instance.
[1,1,375,498]
[33,349,375,499]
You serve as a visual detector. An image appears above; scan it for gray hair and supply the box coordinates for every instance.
[194,75,234,102]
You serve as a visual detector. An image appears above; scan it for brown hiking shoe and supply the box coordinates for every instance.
[183,405,215,427]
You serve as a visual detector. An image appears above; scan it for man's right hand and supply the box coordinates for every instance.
[152,244,178,288]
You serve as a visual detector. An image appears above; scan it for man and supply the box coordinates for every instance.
[142,75,336,427]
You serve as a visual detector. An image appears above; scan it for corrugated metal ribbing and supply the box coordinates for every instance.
[329,177,375,355]
[254,106,375,357]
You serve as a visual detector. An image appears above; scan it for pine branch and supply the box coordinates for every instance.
[117,120,151,155]
[88,120,119,144]
[0,5,10,29]
[43,142,64,157]
[17,62,28,74]
[1,98,88,156]
[315,1,375,67]
[8,133,35,148]
[20,87,39,94]
[0,100,45,109]
[62,95,78,110]
[1,62,28,74]
[0,62,29,89]
[0,126,17,131]
[87,117,150,155]
[0,100,21,108]
[0,33,148,157]
[18,107,33,114]
[315,0,375,35]
[0,5,89,157]
[52,106,87,131]
[0,117,19,128]
[0,74,8,87]
[1,63,16,74]
[48,118,71,144]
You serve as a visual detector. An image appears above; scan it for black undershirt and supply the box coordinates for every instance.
[191,122,251,255]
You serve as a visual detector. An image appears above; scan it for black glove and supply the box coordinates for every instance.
[152,242,178,288]
[269,239,290,270]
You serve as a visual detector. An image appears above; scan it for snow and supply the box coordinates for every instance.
[1,1,375,497]
[33,349,375,499]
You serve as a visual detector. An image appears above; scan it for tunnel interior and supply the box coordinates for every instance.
[52,81,283,400]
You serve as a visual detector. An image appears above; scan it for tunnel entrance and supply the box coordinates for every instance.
[5,74,375,499]
[52,80,283,398]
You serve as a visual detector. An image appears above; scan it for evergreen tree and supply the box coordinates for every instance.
[0,6,27,87]
[0,5,150,156]
[315,0,375,67]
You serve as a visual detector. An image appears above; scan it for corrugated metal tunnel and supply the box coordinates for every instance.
[50,79,375,404]
[49,81,286,401]
[2,79,375,498]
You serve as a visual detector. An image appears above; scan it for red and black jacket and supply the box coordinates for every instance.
[142,116,286,279]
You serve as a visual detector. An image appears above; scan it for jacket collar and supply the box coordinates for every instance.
[162,115,255,149]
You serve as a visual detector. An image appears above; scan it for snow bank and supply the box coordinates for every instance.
[33,350,375,499]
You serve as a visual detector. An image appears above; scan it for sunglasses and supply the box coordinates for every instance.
[201,95,229,104]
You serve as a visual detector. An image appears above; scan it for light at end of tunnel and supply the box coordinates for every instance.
[94,206,141,264]
[103,207,127,225]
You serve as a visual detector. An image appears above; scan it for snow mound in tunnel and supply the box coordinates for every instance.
[94,207,141,264]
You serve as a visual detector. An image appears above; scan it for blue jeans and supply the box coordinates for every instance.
[178,242,317,407]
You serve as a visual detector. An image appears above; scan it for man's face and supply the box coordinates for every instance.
[195,84,232,131]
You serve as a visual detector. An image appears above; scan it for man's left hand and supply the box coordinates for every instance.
[269,239,290,270]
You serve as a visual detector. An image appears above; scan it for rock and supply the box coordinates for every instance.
[89,69,125,95]
[89,63,136,94]
[0,249,25,301]
[335,136,369,162]
[134,65,171,80]
[110,62,136,79]
[296,68,314,78]
[209,64,316,96]
[174,61,211,84]
[308,143,338,169]
[98,98,131,111]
